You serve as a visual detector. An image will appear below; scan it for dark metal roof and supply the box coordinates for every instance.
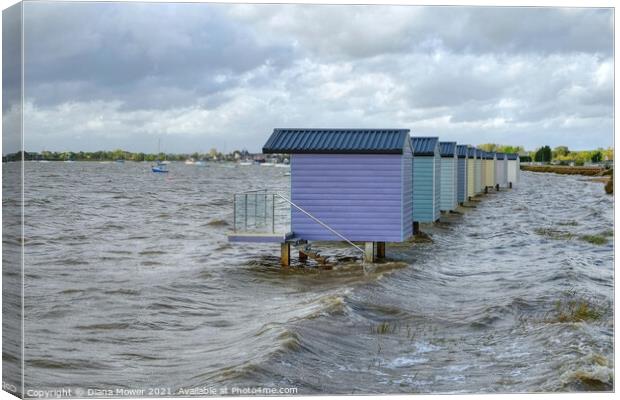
[507,153,519,160]
[411,136,439,156]
[476,149,483,158]
[439,142,457,157]
[467,147,476,158]
[495,152,506,160]
[262,129,411,154]
[457,145,468,158]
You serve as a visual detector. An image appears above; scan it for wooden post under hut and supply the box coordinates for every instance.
[281,242,290,267]
[376,242,386,259]
[364,242,375,263]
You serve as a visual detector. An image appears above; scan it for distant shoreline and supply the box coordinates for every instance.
[520,165,611,177]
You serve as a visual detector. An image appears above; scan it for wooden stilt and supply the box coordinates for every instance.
[484,187,488,194]
[298,250,308,263]
[509,182,513,189]
[364,242,375,263]
[413,221,420,235]
[280,242,290,267]
[376,242,386,259]
[495,184,500,191]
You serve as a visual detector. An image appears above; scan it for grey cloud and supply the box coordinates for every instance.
[227,5,613,60]
[23,2,295,109]
[8,2,614,153]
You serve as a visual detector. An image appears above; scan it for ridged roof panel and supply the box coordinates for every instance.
[439,141,457,157]
[411,136,439,156]
[507,153,519,160]
[457,145,469,158]
[262,129,411,154]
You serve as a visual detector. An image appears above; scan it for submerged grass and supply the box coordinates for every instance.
[371,321,398,335]
[534,227,612,245]
[547,289,608,324]
[557,220,579,226]
[579,230,613,245]
[533,227,575,240]
[369,321,432,343]
[579,235,608,246]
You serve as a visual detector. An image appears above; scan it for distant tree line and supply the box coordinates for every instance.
[477,143,613,166]
[478,144,526,154]
[544,146,611,166]
[2,148,264,163]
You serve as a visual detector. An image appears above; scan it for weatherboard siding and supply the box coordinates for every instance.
[457,158,467,203]
[507,159,520,185]
[475,159,482,193]
[440,157,457,211]
[467,159,475,198]
[484,159,495,187]
[495,157,507,186]
[402,140,413,240]
[413,156,439,222]
[434,154,441,219]
[290,154,405,242]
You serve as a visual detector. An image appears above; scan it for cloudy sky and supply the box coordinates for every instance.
[4,2,614,153]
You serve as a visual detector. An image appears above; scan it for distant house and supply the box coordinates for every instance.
[439,141,458,212]
[411,137,441,223]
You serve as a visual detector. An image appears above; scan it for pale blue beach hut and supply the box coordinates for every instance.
[456,145,468,204]
[439,141,458,212]
[412,137,441,223]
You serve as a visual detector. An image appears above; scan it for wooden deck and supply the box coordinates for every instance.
[227,231,294,243]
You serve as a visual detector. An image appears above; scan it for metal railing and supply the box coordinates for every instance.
[233,190,290,234]
[232,189,365,257]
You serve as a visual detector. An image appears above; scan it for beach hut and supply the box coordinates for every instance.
[475,149,483,194]
[507,153,520,187]
[467,147,476,200]
[439,142,458,212]
[412,136,441,224]
[484,152,496,189]
[229,128,414,264]
[495,152,508,189]
[456,145,468,204]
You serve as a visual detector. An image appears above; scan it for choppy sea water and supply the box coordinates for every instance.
[3,161,614,395]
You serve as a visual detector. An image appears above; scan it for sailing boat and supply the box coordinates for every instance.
[152,139,169,173]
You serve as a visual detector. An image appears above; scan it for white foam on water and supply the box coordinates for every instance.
[388,356,430,368]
